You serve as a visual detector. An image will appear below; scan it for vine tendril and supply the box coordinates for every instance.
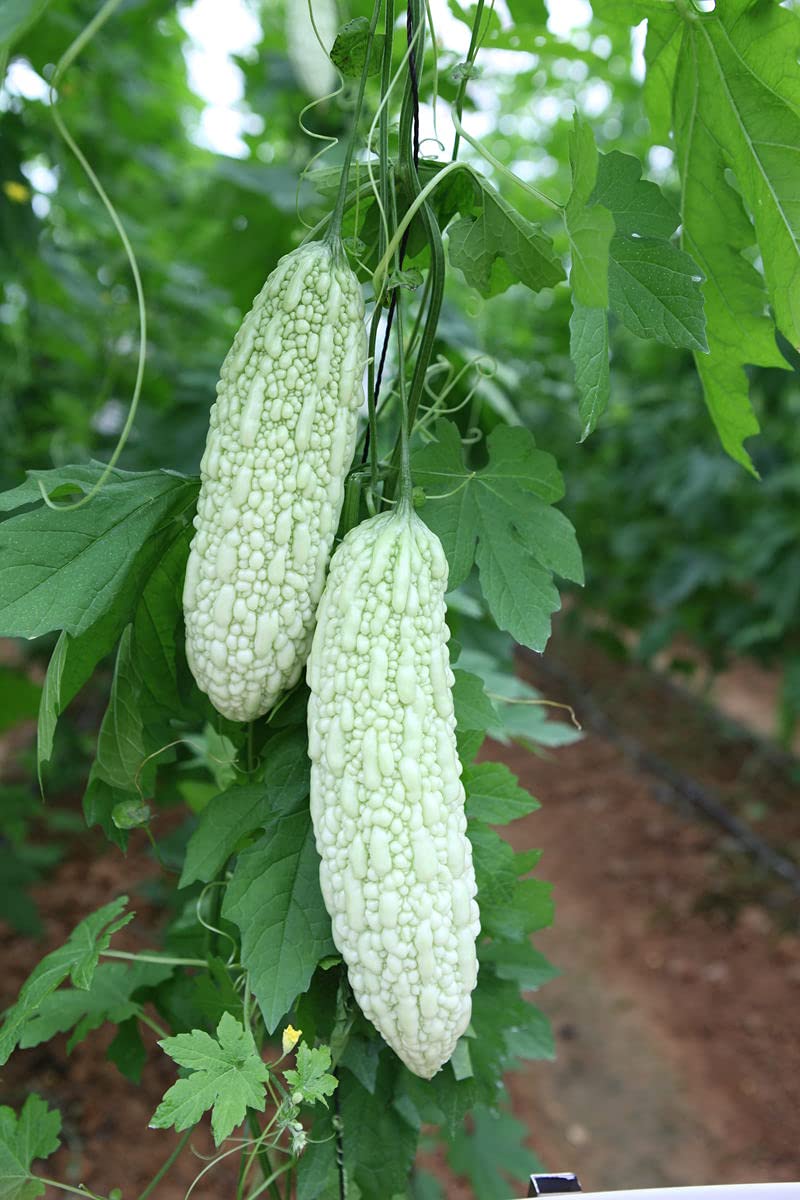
[40,0,147,511]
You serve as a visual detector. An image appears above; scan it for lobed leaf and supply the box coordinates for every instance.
[151,1012,270,1145]
[0,1094,61,1200]
[0,897,131,1066]
[0,466,197,641]
[414,420,581,651]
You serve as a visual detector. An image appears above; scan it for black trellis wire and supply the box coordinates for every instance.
[361,0,422,467]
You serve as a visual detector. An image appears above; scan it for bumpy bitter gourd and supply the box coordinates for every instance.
[183,240,367,722]
[307,504,480,1078]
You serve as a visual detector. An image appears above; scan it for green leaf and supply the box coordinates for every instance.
[569,147,694,436]
[330,17,385,78]
[36,613,119,788]
[478,942,558,990]
[565,113,614,309]
[470,822,518,933]
[666,2,796,470]
[112,800,151,829]
[414,420,581,650]
[156,958,243,1037]
[504,1002,555,1061]
[452,669,498,733]
[448,1105,541,1200]
[475,529,559,652]
[466,972,554,1111]
[643,11,683,143]
[107,1017,147,1083]
[395,1064,478,1139]
[339,1064,418,1198]
[607,236,707,351]
[505,0,548,26]
[447,171,564,298]
[151,1012,270,1145]
[19,960,172,1054]
[91,626,149,793]
[180,784,268,886]
[415,423,476,587]
[180,728,310,887]
[692,2,800,353]
[284,1043,337,1106]
[582,148,706,352]
[297,1132,340,1200]
[82,778,134,848]
[0,897,131,1066]
[463,761,539,824]
[0,0,53,51]
[296,1131,338,1200]
[133,523,191,720]
[192,725,238,793]
[474,971,555,1069]
[470,821,552,941]
[223,807,335,1032]
[592,149,678,240]
[0,1094,61,1200]
[0,466,197,640]
[490,875,553,942]
[591,0,674,20]
[338,1035,382,1095]
[563,114,614,439]
[569,302,610,439]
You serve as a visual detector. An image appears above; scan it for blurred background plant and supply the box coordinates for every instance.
[1,2,799,1191]
[3,0,796,753]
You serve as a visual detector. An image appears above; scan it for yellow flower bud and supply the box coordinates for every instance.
[282,1024,301,1054]
[3,181,30,204]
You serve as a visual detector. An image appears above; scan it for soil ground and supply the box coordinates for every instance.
[2,629,799,1198]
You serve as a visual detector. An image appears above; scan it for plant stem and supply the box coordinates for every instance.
[206,867,230,959]
[101,950,209,968]
[379,0,446,496]
[451,0,485,159]
[247,720,255,773]
[334,1069,346,1200]
[377,0,395,263]
[328,0,385,243]
[135,1009,170,1040]
[43,0,147,513]
[364,9,426,478]
[301,181,379,245]
[246,1111,281,1200]
[365,302,385,489]
[403,267,431,360]
[371,160,461,293]
[450,110,563,211]
[136,1128,193,1200]
[362,0,397,483]
[245,1160,294,1200]
[394,282,413,505]
[36,1181,109,1200]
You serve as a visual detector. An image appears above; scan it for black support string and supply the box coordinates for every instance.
[361,0,422,466]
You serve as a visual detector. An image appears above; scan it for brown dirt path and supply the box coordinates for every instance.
[492,728,800,1193]
[3,642,800,1197]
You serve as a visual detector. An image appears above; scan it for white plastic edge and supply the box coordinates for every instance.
[519,1185,800,1200]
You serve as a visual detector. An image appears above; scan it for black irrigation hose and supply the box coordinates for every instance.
[522,649,800,897]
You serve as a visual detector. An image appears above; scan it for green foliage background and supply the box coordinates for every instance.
[0,0,798,1196]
